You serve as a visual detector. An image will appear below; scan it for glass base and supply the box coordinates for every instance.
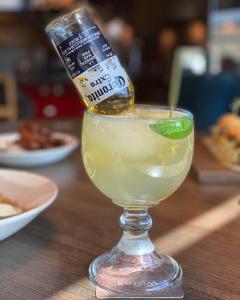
[89,248,183,297]
[89,209,183,298]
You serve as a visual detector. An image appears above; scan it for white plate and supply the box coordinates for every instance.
[0,169,58,241]
[0,132,79,167]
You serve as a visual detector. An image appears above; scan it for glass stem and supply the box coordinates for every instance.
[117,209,155,255]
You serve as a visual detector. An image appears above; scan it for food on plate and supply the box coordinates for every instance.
[16,122,65,150]
[0,193,22,218]
[211,113,240,164]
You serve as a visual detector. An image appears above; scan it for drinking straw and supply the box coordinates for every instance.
[168,48,182,118]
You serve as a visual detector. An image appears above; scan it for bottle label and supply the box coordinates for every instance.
[56,22,128,105]
[74,56,128,106]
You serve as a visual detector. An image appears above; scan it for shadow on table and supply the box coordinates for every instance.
[0,216,57,269]
[0,213,95,299]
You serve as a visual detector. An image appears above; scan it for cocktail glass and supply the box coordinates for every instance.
[82,105,194,297]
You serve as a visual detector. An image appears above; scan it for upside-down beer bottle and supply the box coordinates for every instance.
[46,7,134,115]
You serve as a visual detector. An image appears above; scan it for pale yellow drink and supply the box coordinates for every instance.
[82,105,193,208]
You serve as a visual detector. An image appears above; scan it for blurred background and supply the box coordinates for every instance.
[1,0,240,131]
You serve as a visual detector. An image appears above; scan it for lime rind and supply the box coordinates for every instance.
[149,117,193,139]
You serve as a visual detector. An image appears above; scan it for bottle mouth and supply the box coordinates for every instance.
[46,5,90,33]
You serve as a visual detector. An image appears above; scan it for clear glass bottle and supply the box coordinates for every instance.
[46,7,135,115]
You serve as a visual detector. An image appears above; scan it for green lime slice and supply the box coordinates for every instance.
[149,117,193,139]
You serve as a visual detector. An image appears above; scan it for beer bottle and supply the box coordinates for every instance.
[46,7,134,115]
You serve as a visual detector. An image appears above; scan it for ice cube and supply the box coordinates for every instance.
[102,120,164,160]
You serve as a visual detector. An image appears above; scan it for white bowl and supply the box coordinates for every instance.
[0,169,58,241]
[0,132,79,167]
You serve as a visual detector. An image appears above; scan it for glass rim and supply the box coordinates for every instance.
[85,105,193,123]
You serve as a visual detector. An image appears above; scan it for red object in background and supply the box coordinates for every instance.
[20,83,85,119]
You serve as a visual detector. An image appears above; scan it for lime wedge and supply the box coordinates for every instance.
[150,117,193,139]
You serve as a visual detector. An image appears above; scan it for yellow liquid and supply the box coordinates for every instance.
[73,77,135,115]
[82,107,194,208]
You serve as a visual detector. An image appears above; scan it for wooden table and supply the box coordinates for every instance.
[0,120,239,300]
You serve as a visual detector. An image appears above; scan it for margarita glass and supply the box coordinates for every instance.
[82,105,194,297]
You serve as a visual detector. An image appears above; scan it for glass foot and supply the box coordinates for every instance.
[89,209,183,298]
[90,249,183,297]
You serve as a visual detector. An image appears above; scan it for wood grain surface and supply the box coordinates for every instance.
[0,120,239,300]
